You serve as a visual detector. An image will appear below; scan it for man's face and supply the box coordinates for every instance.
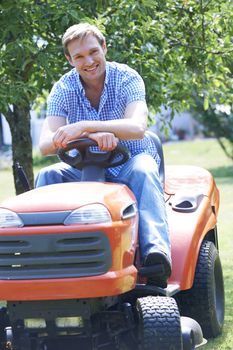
[66,34,107,85]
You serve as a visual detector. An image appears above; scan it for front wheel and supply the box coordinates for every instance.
[0,308,10,350]
[177,240,225,338]
[136,296,182,350]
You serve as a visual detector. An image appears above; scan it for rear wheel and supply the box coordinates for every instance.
[136,296,182,350]
[177,240,224,338]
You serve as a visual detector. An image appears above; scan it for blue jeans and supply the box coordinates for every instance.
[35,154,171,263]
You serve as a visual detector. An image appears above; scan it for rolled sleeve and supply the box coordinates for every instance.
[123,71,146,105]
[46,83,67,118]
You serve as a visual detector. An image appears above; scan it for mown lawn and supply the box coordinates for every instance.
[0,138,232,349]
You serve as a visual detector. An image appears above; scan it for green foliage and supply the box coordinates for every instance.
[102,0,233,113]
[33,152,57,167]
[0,0,79,112]
[1,0,232,114]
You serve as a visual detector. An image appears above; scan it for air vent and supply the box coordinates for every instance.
[0,232,111,280]
[121,203,137,220]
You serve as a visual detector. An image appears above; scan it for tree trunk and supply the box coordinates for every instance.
[5,104,34,195]
[217,138,233,161]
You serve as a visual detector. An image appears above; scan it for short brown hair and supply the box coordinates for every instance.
[62,23,105,56]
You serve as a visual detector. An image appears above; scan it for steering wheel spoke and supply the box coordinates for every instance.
[57,138,130,171]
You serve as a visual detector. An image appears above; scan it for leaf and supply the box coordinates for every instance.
[213,79,221,88]
[203,96,209,111]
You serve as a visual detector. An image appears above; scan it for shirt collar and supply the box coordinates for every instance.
[105,62,110,86]
[74,62,110,94]
[74,70,85,95]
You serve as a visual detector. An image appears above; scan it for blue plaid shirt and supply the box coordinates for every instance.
[47,61,160,176]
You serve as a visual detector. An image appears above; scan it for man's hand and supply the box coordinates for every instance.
[88,132,119,151]
[53,123,84,149]
[52,121,118,151]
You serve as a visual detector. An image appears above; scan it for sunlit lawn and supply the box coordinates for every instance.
[0,138,232,349]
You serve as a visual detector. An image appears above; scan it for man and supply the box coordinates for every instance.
[36,23,171,287]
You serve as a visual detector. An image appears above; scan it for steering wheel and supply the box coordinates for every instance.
[57,138,130,170]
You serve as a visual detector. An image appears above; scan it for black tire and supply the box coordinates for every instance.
[1,324,32,350]
[177,240,224,338]
[136,296,182,350]
[0,307,10,350]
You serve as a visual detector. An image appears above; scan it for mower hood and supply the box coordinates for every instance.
[0,182,136,223]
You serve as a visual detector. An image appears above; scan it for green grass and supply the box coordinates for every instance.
[0,138,233,349]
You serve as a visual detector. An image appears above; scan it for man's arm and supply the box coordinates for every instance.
[52,100,148,150]
[38,116,119,154]
[39,116,66,155]
[86,100,148,139]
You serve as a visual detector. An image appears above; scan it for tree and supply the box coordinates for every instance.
[194,51,233,159]
[0,0,90,193]
[194,102,233,160]
[103,0,233,116]
[0,0,232,194]
[0,0,110,193]
[104,0,233,157]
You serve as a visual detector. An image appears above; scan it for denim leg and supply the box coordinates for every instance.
[109,154,171,263]
[35,162,81,187]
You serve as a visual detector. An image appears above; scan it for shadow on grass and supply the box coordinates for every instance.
[208,165,233,179]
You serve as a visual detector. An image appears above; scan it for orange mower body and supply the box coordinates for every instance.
[0,135,224,350]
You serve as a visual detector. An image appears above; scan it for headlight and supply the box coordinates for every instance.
[0,209,24,228]
[24,318,46,329]
[64,204,111,225]
[55,316,83,328]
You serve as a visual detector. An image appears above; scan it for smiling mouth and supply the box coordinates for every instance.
[84,65,99,72]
